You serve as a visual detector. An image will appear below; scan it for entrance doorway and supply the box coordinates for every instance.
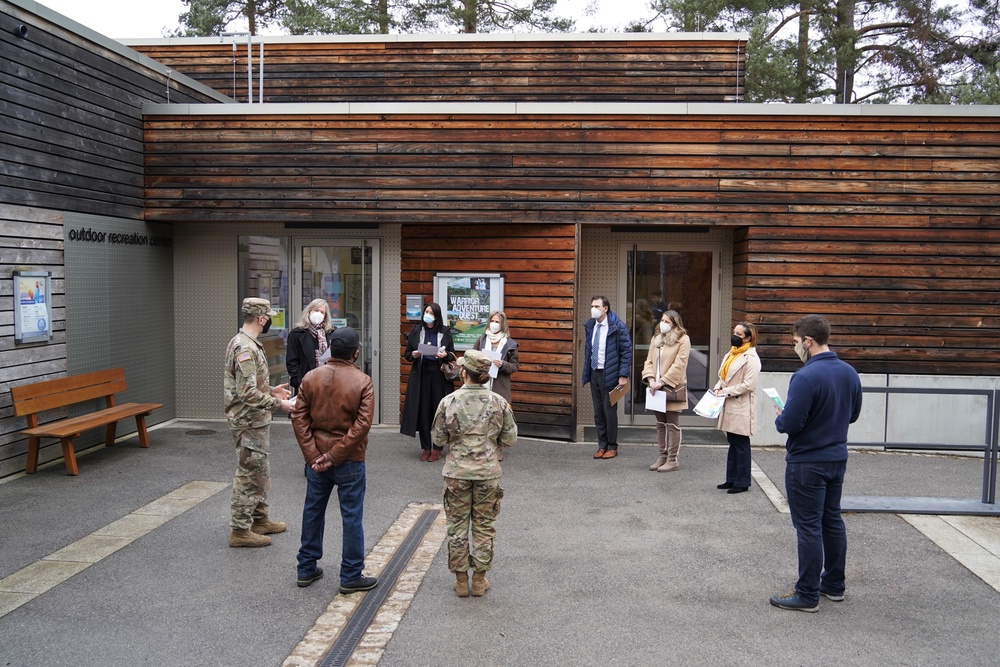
[618,244,720,426]
[292,239,381,422]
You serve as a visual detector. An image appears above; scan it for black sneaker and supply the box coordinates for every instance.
[339,575,378,594]
[820,589,845,602]
[297,567,324,588]
[769,591,819,613]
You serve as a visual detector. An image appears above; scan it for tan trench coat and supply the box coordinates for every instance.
[712,346,761,436]
[641,332,691,413]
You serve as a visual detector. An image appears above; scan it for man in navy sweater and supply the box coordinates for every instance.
[771,315,862,612]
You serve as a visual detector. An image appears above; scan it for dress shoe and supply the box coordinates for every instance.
[717,482,735,489]
[427,449,442,462]
[602,449,618,459]
[727,486,749,494]
[593,449,607,459]
[420,449,430,461]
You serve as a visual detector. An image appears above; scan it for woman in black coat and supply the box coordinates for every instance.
[285,298,335,394]
[401,302,456,462]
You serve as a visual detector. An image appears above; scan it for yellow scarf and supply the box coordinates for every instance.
[719,342,752,381]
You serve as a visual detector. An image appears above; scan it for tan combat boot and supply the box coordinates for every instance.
[471,571,490,597]
[454,572,470,597]
[649,422,668,471]
[229,528,272,548]
[251,517,288,535]
[657,424,682,472]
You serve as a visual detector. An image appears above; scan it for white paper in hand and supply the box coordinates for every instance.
[645,387,667,413]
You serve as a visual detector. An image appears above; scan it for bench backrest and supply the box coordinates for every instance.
[10,368,127,417]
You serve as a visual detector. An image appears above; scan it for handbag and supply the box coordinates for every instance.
[440,359,461,381]
[655,353,687,402]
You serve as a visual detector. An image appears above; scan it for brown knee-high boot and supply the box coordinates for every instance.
[657,424,681,472]
[650,422,668,470]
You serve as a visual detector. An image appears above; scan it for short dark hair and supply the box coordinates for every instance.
[792,315,831,345]
[591,295,610,310]
[243,312,260,325]
[329,345,355,360]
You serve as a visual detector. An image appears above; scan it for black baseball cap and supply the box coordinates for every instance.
[329,327,359,349]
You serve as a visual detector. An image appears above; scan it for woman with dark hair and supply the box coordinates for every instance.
[712,321,762,494]
[641,309,691,472]
[286,298,335,395]
[401,302,457,461]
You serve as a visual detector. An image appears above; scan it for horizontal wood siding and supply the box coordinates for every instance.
[400,224,578,439]
[0,2,222,219]
[129,39,744,103]
[143,113,1000,376]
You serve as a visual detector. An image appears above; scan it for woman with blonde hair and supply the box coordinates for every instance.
[641,309,691,472]
[712,321,761,494]
[286,299,335,394]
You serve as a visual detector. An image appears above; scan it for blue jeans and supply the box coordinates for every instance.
[297,460,366,584]
[785,461,848,604]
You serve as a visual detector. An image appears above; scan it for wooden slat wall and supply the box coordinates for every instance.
[129,38,744,103]
[144,113,1000,378]
[400,224,577,439]
[0,2,222,219]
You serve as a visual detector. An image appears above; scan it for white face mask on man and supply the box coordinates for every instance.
[590,307,603,320]
[309,311,325,325]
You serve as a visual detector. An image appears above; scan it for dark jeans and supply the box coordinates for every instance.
[589,369,618,449]
[297,460,367,585]
[785,460,848,604]
[725,432,752,487]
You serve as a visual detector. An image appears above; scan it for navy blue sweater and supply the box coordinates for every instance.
[775,351,863,463]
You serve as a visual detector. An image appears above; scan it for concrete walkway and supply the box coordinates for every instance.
[2,421,999,666]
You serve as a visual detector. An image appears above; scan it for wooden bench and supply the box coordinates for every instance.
[10,368,162,476]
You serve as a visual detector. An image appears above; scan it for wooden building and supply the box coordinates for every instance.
[1,0,998,476]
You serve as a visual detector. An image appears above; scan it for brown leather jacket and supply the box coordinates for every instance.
[291,358,374,468]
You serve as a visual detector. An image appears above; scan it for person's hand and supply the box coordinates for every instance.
[412,350,422,358]
[436,350,447,359]
[617,377,628,388]
[493,359,503,367]
[271,383,291,400]
[278,399,295,413]
[773,405,783,417]
[311,453,332,472]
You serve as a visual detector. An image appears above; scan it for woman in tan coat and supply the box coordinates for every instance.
[712,322,761,494]
[641,310,691,472]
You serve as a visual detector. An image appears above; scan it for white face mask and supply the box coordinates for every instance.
[659,322,671,333]
[489,322,501,334]
[423,313,435,325]
[590,307,603,320]
[309,311,325,325]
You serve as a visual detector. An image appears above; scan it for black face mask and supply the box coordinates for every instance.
[730,334,745,348]
[261,318,272,334]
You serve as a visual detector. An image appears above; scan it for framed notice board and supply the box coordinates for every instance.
[13,271,53,344]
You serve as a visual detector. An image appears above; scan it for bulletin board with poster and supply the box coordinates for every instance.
[433,273,504,351]
[13,271,53,344]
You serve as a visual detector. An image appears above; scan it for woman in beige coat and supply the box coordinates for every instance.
[641,310,691,472]
[712,322,761,494]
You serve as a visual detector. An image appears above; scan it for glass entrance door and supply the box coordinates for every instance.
[292,239,380,422]
[619,244,719,425]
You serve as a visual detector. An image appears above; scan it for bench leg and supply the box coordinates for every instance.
[61,438,79,476]
[135,415,152,448]
[105,422,118,447]
[25,436,40,474]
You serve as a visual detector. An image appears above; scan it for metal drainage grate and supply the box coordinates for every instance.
[185,429,217,436]
[320,509,440,667]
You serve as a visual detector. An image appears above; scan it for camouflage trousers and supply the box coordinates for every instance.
[230,427,271,530]
[443,477,503,573]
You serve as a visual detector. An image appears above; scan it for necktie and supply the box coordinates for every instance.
[592,323,601,370]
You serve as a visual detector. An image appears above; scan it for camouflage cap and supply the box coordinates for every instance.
[458,349,492,374]
[242,297,277,316]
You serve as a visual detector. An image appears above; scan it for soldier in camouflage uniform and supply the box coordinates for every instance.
[225,298,294,548]
[432,349,517,597]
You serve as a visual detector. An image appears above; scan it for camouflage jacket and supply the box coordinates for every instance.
[224,329,279,429]
[432,383,517,480]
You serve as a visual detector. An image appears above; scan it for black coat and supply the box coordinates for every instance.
[286,326,335,391]
[400,324,456,437]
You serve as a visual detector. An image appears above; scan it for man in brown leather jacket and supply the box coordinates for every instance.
[290,327,378,594]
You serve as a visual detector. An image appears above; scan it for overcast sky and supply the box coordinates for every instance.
[37,0,659,40]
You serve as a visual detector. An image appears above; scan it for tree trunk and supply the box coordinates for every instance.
[794,2,810,103]
[247,0,257,36]
[833,0,856,103]
[377,0,389,34]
